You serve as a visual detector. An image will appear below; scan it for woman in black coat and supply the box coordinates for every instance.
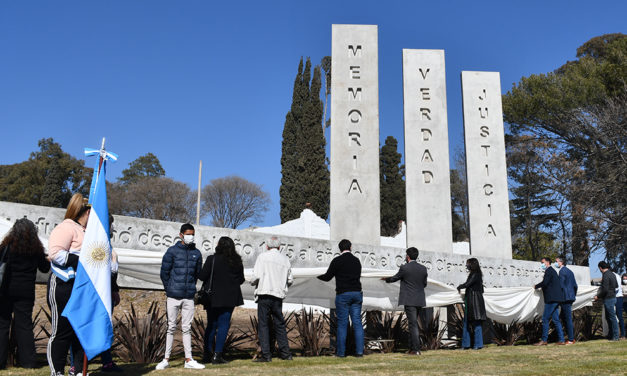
[0,218,50,369]
[457,257,486,350]
[198,236,244,364]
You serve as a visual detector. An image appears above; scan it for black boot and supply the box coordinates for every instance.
[212,352,228,365]
[202,349,213,363]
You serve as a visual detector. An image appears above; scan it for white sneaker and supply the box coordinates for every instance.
[155,359,170,370]
[184,359,206,369]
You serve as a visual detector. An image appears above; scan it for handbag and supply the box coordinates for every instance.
[0,246,8,286]
[195,256,215,308]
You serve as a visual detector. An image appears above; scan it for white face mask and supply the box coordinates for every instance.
[183,234,195,245]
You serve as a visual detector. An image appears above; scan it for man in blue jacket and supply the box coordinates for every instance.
[533,257,565,346]
[556,256,578,345]
[156,223,204,370]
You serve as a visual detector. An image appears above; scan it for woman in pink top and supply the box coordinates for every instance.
[46,193,90,376]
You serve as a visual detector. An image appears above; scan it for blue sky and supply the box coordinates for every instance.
[1,1,624,272]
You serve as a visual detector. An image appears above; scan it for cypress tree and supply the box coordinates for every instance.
[280,58,330,222]
[380,136,405,236]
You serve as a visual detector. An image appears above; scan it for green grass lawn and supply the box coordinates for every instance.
[2,340,626,376]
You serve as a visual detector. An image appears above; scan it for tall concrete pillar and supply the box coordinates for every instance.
[330,24,380,245]
[403,49,453,253]
[461,71,512,259]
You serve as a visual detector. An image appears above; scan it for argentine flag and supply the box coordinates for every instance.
[62,161,113,360]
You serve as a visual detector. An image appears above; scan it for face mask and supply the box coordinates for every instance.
[553,262,560,269]
[540,264,547,271]
[183,234,195,245]
[623,280,627,285]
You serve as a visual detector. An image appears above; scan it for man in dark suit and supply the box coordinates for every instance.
[556,256,578,345]
[381,247,427,355]
[533,256,565,346]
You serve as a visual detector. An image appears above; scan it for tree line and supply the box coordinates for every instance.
[0,142,270,229]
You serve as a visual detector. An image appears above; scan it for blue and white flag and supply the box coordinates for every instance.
[62,160,113,360]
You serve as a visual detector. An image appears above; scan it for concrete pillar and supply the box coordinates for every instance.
[403,49,453,253]
[461,71,512,259]
[330,24,381,245]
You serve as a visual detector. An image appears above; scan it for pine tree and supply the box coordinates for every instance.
[380,136,405,236]
[280,58,330,222]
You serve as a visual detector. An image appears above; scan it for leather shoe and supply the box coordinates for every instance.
[533,341,548,346]
[211,352,228,364]
[406,350,421,355]
[280,355,293,360]
[555,342,566,345]
[254,357,271,362]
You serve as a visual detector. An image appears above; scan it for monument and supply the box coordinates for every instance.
[461,71,513,259]
[402,49,453,253]
[330,24,381,246]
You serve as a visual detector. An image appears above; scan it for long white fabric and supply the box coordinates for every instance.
[111,246,597,324]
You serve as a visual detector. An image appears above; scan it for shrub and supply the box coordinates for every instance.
[295,308,328,356]
[114,302,168,363]
[365,310,407,352]
[490,319,523,346]
[192,313,249,356]
[418,310,447,350]
[522,317,544,345]
[448,304,465,347]
[573,306,602,341]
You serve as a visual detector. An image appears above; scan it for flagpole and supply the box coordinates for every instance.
[196,160,202,225]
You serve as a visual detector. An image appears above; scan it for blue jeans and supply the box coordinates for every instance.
[541,302,564,342]
[205,307,234,353]
[335,291,364,357]
[559,302,574,342]
[461,316,483,349]
[616,297,625,338]
[603,297,619,340]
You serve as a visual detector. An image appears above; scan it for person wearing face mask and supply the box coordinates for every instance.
[594,261,619,341]
[555,256,577,344]
[533,257,565,346]
[457,258,487,350]
[156,223,204,370]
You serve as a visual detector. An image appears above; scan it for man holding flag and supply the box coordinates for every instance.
[59,141,118,375]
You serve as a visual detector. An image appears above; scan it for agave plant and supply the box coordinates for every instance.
[365,310,407,352]
[490,319,523,346]
[114,301,169,363]
[191,313,249,357]
[573,306,602,341]
[417,310,447,350]
[323,310,367,355]
[296,308,329,356]
[448,304,465,347]
[522,317,544,345]
[244,310,297,359]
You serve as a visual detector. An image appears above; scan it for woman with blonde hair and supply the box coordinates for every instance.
[0,218,49,369]
[47,193,90,376]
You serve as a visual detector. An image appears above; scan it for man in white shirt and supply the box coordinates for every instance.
[251,236,294,362]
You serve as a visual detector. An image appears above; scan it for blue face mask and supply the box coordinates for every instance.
[553,262,560,269]
[540,264,547,271]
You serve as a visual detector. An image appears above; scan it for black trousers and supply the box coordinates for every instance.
[46,275,83,375]
[0,295,37,369]
[404,306,421,351]
[257,295,290,359]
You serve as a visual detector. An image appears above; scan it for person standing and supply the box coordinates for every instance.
[155,223,205,370]
[533,257,565,346]
[612,271,625,339]
[199,236,244,365]
[594,261,619,341]
[622,274,627,339]
[556,256,578,345]
[0,219,50,369]
[317,239,364,358]
[457,258,487,350]
[382,247,427,355]
[47,193,90,376]
[250,236,294,362]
